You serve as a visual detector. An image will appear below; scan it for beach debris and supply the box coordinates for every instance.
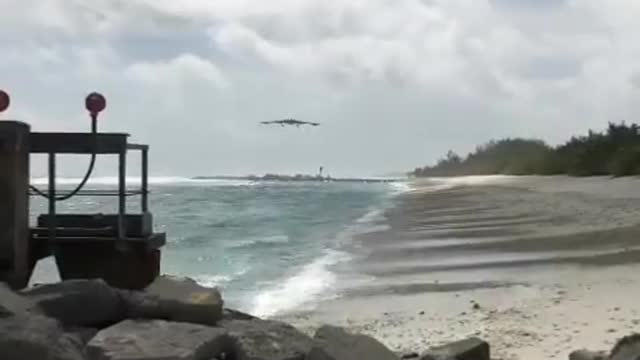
[86,319,232,360]
[308,325,400,360]
[21,279,126,328]
[220,318,313,360]
[569,349,608,360]
[420,337,490,360]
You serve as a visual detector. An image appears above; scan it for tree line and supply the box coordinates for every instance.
[411,122,640,177]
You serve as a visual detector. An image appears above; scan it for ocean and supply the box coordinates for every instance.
[29,177,408,317]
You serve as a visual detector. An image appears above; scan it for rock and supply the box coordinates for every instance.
[220,318,313,360]
[65,326,99,345]
[307,325,399,360]
[0,314,85,360]
[223,308,258,321]
[143,275,223,326]
[116,289,165,319]
[420,337,489,360]
[86,319,232,360]
[569,350,607,360]
[400,352,420,359]
[472,303,481,310]
[21,279,125,327]
[0,282,38,317]
[609,333,640,360]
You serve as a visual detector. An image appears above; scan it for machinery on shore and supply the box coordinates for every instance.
[0,90,165,290]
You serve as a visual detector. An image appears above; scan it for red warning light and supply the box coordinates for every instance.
[0,90,10,113]
[85,92,106,115]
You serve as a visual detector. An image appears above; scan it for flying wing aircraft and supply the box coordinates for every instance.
[260,119,320,127]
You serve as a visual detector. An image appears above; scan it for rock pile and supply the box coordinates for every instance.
[1,276,638,360]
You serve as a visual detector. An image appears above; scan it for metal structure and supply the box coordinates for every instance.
[0,90,165,290]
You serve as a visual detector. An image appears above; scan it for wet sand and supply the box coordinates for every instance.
[278,176,640,360]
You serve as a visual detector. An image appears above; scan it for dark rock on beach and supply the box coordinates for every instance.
[569,349,608,360]
[609,333,640,360]
[400,351,420,359]
[420,337,489,360]
[307,325,400,360]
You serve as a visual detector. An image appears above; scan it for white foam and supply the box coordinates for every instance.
[249,249,351,318]
[356,209,385,224]
[193,275,234,288]
[226,235,290,249]
[193,267,249,288]
[388,181,414,194]
[425,175,517,187]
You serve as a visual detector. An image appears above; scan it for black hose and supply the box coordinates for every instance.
[30,115,98,201]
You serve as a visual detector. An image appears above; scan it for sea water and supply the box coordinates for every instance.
[29,177,408,317]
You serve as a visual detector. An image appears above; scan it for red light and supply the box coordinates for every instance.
[0,90,10,113]
[85,92,106,115]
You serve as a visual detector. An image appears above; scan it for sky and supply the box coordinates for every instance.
[2,0,640,177]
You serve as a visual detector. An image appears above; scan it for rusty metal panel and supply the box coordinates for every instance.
[30,132,129,154]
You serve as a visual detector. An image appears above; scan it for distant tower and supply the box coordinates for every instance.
[319,166,324,177]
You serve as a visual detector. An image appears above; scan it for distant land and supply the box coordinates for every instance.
[412,121,640,178]
[191,174,400,183]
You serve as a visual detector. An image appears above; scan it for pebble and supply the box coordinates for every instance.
[607,328,617,333]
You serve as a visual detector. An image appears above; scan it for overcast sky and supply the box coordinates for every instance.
[2,0,640,177]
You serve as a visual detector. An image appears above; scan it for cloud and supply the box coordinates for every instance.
[3,0,640,175]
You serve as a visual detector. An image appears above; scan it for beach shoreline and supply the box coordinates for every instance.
[277,175,640,360]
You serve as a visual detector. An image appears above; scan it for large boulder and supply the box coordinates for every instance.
[141,275,224,326]
[0,314,86,360]
[21,279,125,327]
[609,333,640,360]
[420,337,489,360]
[307,325,399,360]
[220,318,314,360]
[0,282,38,317]
[569,350,608,360]
[86,319,232,360]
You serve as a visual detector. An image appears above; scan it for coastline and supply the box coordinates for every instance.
[277,175,640,360]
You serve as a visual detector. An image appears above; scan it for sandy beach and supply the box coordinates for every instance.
[278,176,640,360]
